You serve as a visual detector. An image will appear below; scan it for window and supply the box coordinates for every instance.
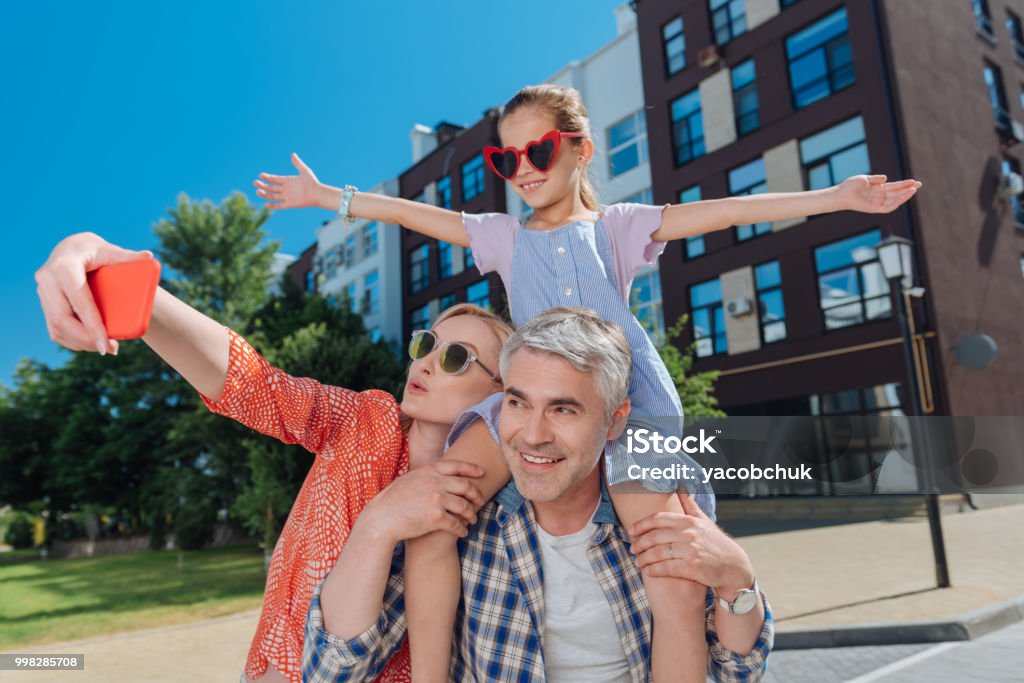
[1009,11,1024,61]
[679,185,705,259]
[410,304,430,332]
[409,244,429,293]
[733,382,904,494]
[690,277,726,357]
[1003,157,1024,227]
[437,176,452,209]
[344,234,357,266]
[362,221,379,257]
[729,158,771,242]
[732,59,759,136]
[671,89,704,166]
[345,282,358,313]
[781,0,800,7]
[438,241,454,279]
[813,382,905,495]
[322,246,340,282]
[800,116,870,190]
[663,17,686,76]
[363,270,380,315]
[974,0,995,38]
[786,8,854,110]
[465,246,476,271]
[815,229,891,330]
[440,293,457,311]
[368,327,382,343]
[984,63,1011,131]
[462,155,485,202]
[755,261,786,343]
[608,111,649,177]
[631,269,665,336]
[710,0,746,46]
[305,270,315,294]
[467,279,490,309]
[622,188,654,204]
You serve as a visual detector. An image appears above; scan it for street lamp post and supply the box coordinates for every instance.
[875,235,951,588]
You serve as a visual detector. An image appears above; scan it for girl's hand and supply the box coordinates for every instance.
[254,153,321,210]
[359,460,486,543]
[837,174,922,214]
[35,233,153,356]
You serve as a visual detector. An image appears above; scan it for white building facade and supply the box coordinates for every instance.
[315,178,404,344]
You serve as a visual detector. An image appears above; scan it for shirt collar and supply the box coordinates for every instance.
[494,476,620,529]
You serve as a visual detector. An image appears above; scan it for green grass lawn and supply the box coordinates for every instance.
[0,544,267,648]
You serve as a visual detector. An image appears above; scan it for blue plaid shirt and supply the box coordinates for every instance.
[303,395,774,682]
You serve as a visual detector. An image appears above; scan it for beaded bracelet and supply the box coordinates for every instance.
[338,185,358,228]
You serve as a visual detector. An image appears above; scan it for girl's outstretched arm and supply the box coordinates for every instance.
[650,174,923,241]
[255,153,470,247]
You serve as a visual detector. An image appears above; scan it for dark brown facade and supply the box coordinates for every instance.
[878,0,1024,415]
[286,242,318,296]
[634,0,1023,416]
[399,112,509,339]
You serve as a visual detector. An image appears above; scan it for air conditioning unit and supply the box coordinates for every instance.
[726,297,753,317]
[1001,171,1024,198]
[1000,119,1024,147]
[698,45,721,68]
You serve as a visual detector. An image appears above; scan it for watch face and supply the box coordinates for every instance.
[733,590,758,615]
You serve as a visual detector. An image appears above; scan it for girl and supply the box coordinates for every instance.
[256,83,921,682]
[34,233,514,683]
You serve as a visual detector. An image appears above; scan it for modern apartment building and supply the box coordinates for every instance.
[316,179,404,343]
[630,0,1023,430]
[285,242,318,297]
[399,117,508,338]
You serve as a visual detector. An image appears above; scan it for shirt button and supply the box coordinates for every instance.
[564,288,572,297]
[557,246,566,255]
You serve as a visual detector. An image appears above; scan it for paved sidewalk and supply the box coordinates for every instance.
[744,502,1024,632]
[4,502,1021,681]
[1,609,259,683]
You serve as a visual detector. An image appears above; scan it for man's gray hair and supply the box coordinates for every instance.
[499,307,632,418]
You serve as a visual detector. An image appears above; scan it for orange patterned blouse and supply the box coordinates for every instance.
[201,330,412,683]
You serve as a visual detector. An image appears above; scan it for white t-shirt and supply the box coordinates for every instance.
[534,503,632,682]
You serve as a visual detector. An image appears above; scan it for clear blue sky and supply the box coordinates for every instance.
[2,0,627,387]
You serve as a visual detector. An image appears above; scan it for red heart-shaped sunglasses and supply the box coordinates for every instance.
[483,130,587,180]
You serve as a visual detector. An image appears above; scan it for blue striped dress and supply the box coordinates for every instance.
[463,204,714,513]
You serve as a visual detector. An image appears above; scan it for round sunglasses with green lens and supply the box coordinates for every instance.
[408,330,500,382]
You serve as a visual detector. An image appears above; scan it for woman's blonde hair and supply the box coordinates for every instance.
[433,302,514,353]
[499,84,599,211]
[400,302,513,434]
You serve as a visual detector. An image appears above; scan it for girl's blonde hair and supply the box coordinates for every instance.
[400,303,513,435]
[499,84,599,211]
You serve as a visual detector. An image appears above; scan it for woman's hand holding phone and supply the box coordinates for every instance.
[35,233,156,355]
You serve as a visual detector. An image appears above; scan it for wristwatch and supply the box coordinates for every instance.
[715,576,759,616]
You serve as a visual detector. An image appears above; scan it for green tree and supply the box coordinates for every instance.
[0,193,277,543]
[657,314,727,418]
[151,192,279,527]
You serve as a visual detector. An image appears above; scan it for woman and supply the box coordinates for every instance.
[34,232,514,682]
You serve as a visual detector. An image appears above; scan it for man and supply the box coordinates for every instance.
[304,308,773,682]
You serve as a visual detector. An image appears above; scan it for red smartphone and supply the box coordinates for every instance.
[86,257,162,340]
